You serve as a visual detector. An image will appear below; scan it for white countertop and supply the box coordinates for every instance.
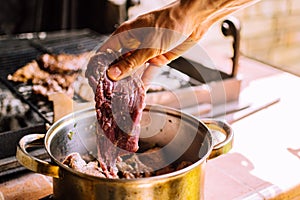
[204,57,300,200]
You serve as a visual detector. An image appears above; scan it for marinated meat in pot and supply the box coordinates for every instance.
[86,50,146,175]
[62,148,193,179]
[62,152,106,178]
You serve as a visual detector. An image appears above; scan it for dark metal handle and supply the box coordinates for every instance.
[222,17,241,77]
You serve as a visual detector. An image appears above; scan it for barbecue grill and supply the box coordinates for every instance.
[0,18,241,178]
[0,29,108,177]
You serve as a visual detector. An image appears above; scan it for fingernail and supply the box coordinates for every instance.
[107,66,122,80]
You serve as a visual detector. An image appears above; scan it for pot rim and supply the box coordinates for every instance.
[45,104,214,182]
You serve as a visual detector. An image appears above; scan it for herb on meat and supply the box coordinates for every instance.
[68,131,75,140]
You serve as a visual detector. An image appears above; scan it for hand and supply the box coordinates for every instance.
[98,0,259,81]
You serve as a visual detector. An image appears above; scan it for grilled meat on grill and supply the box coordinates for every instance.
[38,53,89,74]
[7,52,91,98]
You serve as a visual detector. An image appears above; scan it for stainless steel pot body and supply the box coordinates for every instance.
[16,105,233,200]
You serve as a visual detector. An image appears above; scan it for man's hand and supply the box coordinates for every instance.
[98,0,259,81]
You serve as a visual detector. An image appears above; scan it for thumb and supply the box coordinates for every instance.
[107,48,161,81]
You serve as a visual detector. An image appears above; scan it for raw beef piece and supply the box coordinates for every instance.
[86,50,146,174]
[95,71,145,152]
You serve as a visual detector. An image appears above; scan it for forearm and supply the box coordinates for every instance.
[157,0,260,61]
[104,0,261,81]
[178,0,260,22]
[180,0,260,11]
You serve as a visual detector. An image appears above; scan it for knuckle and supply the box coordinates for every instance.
[123,56,137,71]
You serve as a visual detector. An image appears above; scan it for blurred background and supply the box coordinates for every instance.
[128,0,300,77]
[233,0,300,77]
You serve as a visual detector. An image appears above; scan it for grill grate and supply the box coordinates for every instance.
[0,40,41,76]
[0,82,45,134]
[31,30,106,54]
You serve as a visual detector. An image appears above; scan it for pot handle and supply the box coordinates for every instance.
[202,119,234,159]
[16,134,60,178]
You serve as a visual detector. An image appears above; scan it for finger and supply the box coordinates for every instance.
[108,36,199,84]
[147,35,199,66]
[141,64,162,91]
[147,20,213,66]
[107,48,161,81]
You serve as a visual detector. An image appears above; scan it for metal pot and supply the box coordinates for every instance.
[16,105,233,200]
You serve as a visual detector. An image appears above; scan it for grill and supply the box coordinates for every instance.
[0,29,107,177]
[0,29,107,124]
